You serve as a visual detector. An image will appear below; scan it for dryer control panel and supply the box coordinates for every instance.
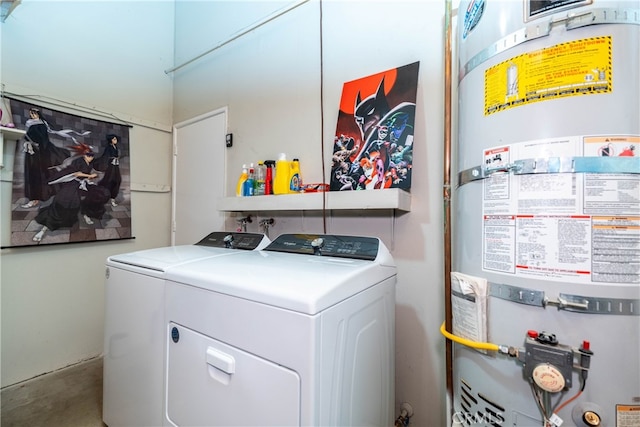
[265,234,380,260]
[195,232,267,250]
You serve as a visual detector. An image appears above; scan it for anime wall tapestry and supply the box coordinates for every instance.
[331,61,419,191]
[7,99,131,247]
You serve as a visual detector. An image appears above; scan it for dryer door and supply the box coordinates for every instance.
[166,322,301,426]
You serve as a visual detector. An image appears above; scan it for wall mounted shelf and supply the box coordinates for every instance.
[0,126,25,170]
[0,126,25,139]
[218,188,411,212]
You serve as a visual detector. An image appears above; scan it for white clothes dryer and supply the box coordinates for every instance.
[102,232,270,427]
[163,234,397,427]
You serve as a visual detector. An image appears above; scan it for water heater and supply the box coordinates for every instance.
[452,1,639,426]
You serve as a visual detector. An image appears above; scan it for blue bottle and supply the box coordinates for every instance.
[243,165,255,196]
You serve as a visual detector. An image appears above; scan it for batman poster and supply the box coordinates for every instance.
[331,61,419,191]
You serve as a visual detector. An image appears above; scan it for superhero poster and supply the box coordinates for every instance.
[331,61,419,191]
[4,98,132,248]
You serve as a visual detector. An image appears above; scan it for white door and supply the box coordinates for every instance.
[172,109,227,245]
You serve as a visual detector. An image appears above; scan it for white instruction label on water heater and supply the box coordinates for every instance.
[481,135,640,285]
[617,404,640,426]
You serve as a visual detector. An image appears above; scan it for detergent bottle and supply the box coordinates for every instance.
[289,158,301,193]
[274,153,291,195]
[235,164,248,197]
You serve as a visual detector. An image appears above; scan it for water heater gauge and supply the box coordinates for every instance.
[532,364,565,393]
[522,331,574,391]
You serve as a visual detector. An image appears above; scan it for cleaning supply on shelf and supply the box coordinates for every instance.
[244,163,256,196]
[289,158,301,193]
[236,164,248,197]
[264,160,275,195]
[254,162,266,196]
[274,153,291,195]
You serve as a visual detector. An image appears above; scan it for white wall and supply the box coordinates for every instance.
[0,0,175,387]
[172,1,447,425]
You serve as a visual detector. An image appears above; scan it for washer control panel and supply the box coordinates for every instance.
[265,234,380,260]
[196,232,266,250]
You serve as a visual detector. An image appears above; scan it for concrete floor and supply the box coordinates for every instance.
[1,357,104,427]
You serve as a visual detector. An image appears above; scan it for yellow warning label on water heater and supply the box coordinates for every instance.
[484,36,612,116]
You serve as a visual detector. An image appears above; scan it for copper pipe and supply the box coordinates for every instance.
[443,0,454,408]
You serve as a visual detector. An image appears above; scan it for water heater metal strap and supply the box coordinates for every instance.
[489,282,640,315]
[460,7,640,82]
[556,293,639,315]
[458,156,640,186]
[490,282,546,307]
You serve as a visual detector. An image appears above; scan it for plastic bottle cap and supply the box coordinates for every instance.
[278,153,287,160]
[527,330,538,339]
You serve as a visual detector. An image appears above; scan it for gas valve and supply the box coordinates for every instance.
[520,330,575,392]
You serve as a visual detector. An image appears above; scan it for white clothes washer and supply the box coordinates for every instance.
[163,233,397,427]
[102,232,270,427]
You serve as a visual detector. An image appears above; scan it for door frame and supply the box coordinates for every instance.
[171,107,228,245]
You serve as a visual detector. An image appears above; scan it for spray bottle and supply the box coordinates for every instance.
[264,160,275,195]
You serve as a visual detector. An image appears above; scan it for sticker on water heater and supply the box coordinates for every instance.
[484,36,612,116]
[480,135,640,285]
[514,215,592,279]
[583,135,640,215]
[526,0,592,21]
[462,0,485,39]
[482,215,516,274]
[617,405,640,426]
[591,216,640,284]
[483,147,511,202]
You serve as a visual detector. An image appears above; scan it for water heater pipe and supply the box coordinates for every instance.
[439,322,502,352]
[443,0,454,404]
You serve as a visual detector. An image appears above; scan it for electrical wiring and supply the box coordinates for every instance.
[553,375,587,416]
[530,382,551,426]
[554,390,583,415]
[439,322,501,352]
[550,389,569,413]
[531,367,588,426]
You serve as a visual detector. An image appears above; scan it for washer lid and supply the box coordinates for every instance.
[107,232,270,273]
[165,234,397,314]
[107,245,237,273]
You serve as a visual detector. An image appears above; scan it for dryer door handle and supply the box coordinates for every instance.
[206,347,235,374]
